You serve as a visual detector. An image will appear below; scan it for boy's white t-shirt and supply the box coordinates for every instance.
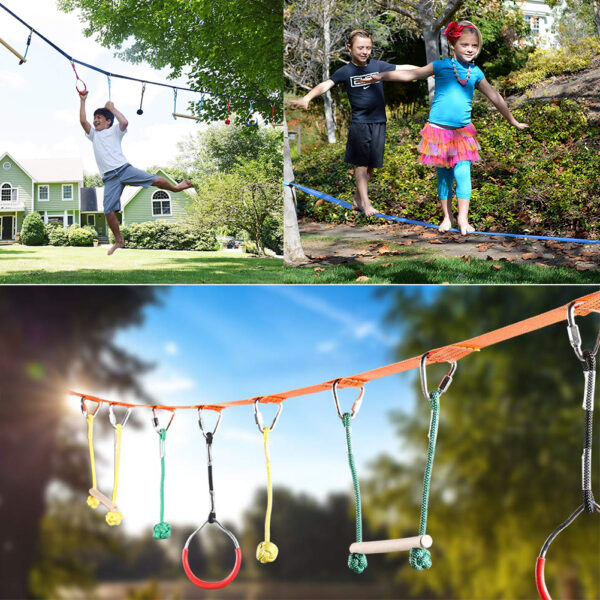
[85,122,128,176]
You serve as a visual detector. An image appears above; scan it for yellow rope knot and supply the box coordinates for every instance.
[86,495,100,509]
[256,540,278,563]
[106,510,123,526]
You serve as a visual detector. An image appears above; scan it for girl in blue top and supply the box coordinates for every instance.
[358,21,528,235]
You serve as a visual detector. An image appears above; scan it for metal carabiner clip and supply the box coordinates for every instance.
[332,379,365,420]
[152,407,175,433]
[420,353,457,401]
[254,399,283,433]
[198,407,222,439]
[108,404,132,429]
[81,397,102,418]
[567,301,600,363]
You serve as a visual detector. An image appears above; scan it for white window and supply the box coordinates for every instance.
[152,190,172,216]
[39,185,49,201]
[62,184,73,201]
[1,183,17,204]
[87,215,96,226]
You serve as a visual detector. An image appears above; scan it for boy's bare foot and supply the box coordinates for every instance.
[107,240,125,255]
[438,218,453,233]
[176,179,194,191]
[362,204,379,217]
[457,219,475,235]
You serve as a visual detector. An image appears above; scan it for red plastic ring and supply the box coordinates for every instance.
[76,79,87,95]
[182,546,241,589]
[536,557,551,600]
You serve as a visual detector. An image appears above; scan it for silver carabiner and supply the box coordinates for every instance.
[567,302,600,362]
[81,397,102,418]
[254,399,283,433]
[108,404,132,429]
[152,407,175,433]
[198,407,222,439]
[420,353,457,401]
[332,379,365,420]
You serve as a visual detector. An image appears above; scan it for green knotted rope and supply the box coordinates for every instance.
[153,428,171,539]
[409,390,440,570]
[342,412,368,574]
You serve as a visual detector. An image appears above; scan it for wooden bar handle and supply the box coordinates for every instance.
[0,38,26,63]
[89,488,118,512]
[172,113,199,121]
[349,535,433,554]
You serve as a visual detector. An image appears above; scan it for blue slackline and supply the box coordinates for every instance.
[0,2,279,105]
[285,181,600,245]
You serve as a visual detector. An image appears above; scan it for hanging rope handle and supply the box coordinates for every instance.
[18,29,32,65]
[245,100,258,126]
[182,408,242,589]
[225,98,231,124]
[271,104,276,128]
[536,305,600,600]
[81,397,102,509]
[107,74,112,101]
[254,400,282,563]
[152,408,175,539]
[196,94,205,122]
[332,380,368,574]
[173,88,178,120]
[409,355,457,571]
[71,60,87,95]
[137,82,146,115]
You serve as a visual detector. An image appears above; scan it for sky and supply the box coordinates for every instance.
[0,0,212,174]
[59,286,442,535]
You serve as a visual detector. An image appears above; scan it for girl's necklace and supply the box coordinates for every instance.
[452,58,472,86]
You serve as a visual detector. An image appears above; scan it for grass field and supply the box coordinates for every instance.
[0,246,283,284]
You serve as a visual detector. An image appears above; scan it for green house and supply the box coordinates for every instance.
[0,152,193,241]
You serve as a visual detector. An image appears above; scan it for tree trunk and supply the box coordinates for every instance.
[422,25,440,104]
[593,0,600,36]
[322,0,337,143]
[283,117,309,266]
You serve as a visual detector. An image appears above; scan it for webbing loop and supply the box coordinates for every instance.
[332,379,364,420]
[19,29,32,65]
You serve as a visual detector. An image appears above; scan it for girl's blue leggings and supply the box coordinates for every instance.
[436,160,472,200]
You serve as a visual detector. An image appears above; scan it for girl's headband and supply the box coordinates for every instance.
[443,22,477,43]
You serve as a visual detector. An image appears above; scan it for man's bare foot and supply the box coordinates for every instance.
[107,240,125,255]
[438,218,453,233]
[176,179,195,191]
[457,220,475,235]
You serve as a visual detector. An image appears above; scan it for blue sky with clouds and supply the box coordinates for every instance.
[0,0,217,174]
[63,285,441,534]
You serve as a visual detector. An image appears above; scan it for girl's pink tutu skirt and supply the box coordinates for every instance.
[419,122,481,168]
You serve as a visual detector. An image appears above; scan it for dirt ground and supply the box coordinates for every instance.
[299,221,599,271]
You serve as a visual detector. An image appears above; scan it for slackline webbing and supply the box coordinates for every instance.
[0,2,281,105]
[69,291,600,412]
[285,181,600,245]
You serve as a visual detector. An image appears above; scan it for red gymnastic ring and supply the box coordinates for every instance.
[536,557,550,600]
[76,79,88,95]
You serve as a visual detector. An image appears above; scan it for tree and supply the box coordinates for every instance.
[285,0,395,142]
[57,0,283,123]
[0,287,161,599]
[547,0,600,43]
[363,287,600,599]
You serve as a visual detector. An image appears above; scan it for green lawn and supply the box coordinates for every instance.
[0,246,283,284]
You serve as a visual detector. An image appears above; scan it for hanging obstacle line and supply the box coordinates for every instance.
[332,380,368,574]
[284,181,600,246]
[0,2,280,106]
[535,303,600,600]
[254,400,282,563]
[82,399,102,510]
[70,292,600,413]
[152,408,175,540]
[182,409,242,589]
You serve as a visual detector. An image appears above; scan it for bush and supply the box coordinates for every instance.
[293,99,600,239]
[241,241,259,254]
[47,226,69,246]
[108,225,130,245]
[20,212,48,245]
[82,225,98,241]
[110,221,217,251]
[68,226,94,247]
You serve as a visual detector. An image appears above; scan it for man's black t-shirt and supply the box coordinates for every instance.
[330,59,396,123]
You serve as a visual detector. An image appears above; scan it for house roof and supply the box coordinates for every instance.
[19,158,84,183]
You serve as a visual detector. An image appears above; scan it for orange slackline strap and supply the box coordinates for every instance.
[69,291,600,412]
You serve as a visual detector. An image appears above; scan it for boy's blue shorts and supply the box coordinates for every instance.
[102,163,158,214]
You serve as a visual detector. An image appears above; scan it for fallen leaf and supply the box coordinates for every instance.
[377,244,391,254]
[398,240,413,246]
[429,239,443,244]
[356,276,370,282]
[312,255,326,261]
[534,262,549,268]
[522,252,543,260]
[354,270,362,277]
[424,258,436,263]
[381,262,393,267]
[314,272,320,277]
[314,267,325,272]
[490,264,503,270]
[315,199,325,206]
[499,256,517,262]
[502,241,517,249]
[477,243,493,251]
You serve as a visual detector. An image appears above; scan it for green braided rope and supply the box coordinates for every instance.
[409,390,440,570]
[153,428,171,539]
[342,412,367,574]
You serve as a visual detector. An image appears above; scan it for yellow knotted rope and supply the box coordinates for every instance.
[86,414,100,509]
[256,426,278,563]
[106,424,123,526]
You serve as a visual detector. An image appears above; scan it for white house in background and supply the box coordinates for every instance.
[518,0,559,47]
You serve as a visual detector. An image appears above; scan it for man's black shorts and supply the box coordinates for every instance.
[344,122,386,168]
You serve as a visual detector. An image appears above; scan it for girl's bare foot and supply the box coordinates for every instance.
[457,219,475,235]
[438,218,453,233]
[176,179,195,191]
[107,240,125,255]
[361,203,379,217]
